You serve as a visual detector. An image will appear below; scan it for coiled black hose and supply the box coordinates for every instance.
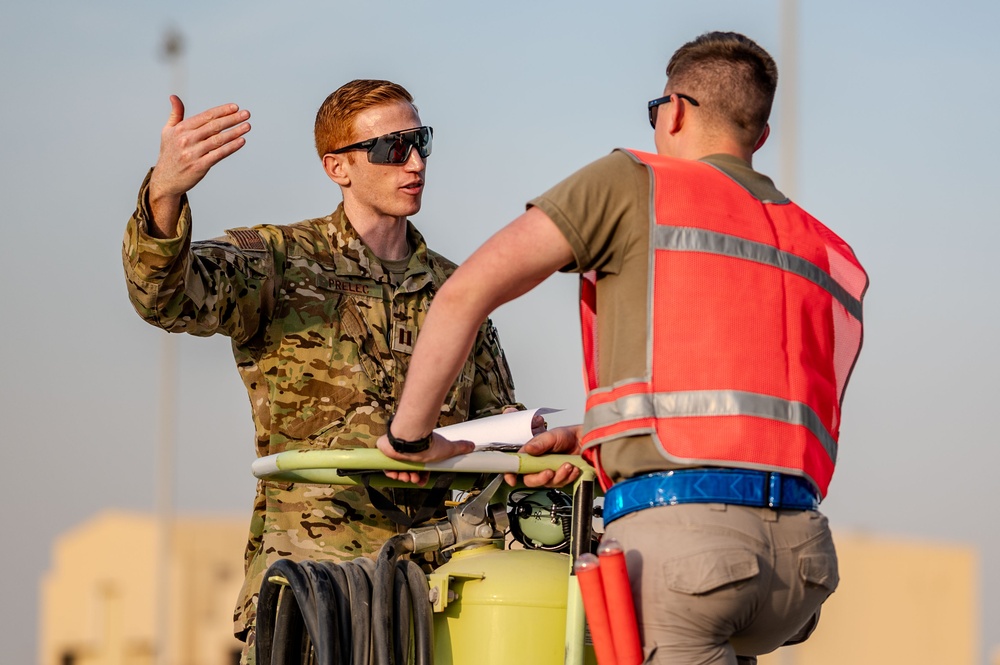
[371,535,433,665]
[256,536,433,665]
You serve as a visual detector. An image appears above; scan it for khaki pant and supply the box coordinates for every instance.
[604,502,839,665]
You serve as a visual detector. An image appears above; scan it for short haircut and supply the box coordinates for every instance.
[665,32,778,147]
[314,79,415,159]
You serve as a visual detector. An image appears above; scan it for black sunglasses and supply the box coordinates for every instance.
[647,93,700,129]
[330,126,433,164]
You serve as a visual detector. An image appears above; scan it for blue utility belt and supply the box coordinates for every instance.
[603,468,820,526]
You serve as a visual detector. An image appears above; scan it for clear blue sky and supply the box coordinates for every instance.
[3,1,999,662]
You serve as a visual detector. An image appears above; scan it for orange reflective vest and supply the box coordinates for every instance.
[580,150,867,497]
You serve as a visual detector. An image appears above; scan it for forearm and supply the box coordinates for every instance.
[123,170,193,322]
[384,207,573,458]
[123,220,205,334]
[122,171,270,340]
[147,174,183,239]
[392,279,492,439]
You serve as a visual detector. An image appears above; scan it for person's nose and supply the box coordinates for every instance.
[403,146,425,172]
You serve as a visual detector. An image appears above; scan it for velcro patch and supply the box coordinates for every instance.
[316,274,385,299]
[225,227,267,252]
[392,322,415,354]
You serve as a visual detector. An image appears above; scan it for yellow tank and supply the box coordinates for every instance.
[433,544,584,665]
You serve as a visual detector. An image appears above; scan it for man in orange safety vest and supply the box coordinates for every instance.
[378,31,867,665]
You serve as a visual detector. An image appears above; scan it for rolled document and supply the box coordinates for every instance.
[433,407,562,451]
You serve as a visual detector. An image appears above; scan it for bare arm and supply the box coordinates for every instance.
[147,95,251,238]
[377,206,577,473]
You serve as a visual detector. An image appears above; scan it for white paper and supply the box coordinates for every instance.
[433,407,562,451]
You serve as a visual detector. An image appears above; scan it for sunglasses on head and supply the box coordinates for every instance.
[330,126,433,164]
[647,93,700,129]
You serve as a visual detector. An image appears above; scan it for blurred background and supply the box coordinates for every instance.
[3,0,998,662]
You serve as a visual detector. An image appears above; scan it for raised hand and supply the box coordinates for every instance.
[147,95,251,237]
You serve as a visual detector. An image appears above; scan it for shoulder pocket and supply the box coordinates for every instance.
[197,239,270,278]
[225,227,268,252]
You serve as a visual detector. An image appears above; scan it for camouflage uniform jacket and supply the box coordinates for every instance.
[122,170,520,637]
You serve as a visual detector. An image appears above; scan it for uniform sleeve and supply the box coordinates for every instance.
[528,150,649,276]
[122,169,278,345]
[467,318,523,418]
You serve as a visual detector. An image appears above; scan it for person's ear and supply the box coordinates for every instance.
[323,153,350,186]
[753,123,771,153]
[664,95,686,136]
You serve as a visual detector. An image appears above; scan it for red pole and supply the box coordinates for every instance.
[574,553,618,665]
[598,539,643,665]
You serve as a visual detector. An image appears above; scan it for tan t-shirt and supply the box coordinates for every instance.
[529,149,787,482]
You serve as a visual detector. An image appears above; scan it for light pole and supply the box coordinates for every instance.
[776,5,800,663]
[155,27,183,665]
[779,0,799,201]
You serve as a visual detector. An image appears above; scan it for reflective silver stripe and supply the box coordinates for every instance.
[654,226,863,322]
[584,389,837,463]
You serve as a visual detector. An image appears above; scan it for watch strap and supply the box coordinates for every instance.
[386,415,432,453]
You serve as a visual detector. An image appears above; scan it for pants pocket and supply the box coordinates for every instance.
[799,550,839,594]
[664,547,760,595]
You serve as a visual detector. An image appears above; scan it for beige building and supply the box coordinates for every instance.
[41,513,982,665]
[40,511,247,665]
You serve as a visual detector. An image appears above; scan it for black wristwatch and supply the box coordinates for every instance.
[386,416,432,454]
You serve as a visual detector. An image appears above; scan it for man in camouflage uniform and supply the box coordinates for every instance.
[122,80,521,660]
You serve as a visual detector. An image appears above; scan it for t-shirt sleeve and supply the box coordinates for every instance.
[527,150,648,275]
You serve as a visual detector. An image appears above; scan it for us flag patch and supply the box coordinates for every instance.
[225,227,267,252]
